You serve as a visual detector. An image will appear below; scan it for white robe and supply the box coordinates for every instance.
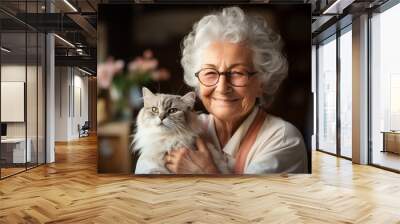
[199,106,309,174]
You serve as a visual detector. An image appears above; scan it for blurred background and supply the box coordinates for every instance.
[97,4,312,173]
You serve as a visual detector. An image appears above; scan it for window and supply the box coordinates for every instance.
[317,35,337,154]
[339,27,352,158]
[370,2,400,171]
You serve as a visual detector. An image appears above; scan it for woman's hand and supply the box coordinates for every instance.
[164,138,220,174]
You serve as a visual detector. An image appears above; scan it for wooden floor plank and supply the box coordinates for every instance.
[0,135,399,223]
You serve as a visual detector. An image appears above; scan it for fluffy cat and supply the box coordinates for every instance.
[133,87,229,174]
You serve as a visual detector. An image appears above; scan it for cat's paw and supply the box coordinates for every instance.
[217,163,231,174]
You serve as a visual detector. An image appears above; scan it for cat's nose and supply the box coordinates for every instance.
[159,112,167,121]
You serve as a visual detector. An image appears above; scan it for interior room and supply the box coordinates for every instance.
[0,0,399,223]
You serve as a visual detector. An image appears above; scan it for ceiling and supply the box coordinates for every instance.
[0,0,390,73]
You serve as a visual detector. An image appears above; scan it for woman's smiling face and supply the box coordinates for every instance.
[198,41,263,122]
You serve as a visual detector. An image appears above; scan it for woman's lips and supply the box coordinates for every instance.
[211,97,239,102]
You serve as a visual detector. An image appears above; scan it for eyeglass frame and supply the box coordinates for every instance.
[194,67,257,87]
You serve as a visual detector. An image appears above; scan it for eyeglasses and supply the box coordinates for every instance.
[194,68,257,87]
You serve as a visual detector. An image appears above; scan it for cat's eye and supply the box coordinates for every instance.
[151,107,159,113]
[168,108,178,114]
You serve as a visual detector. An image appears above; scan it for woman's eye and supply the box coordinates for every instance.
[151,107,159,113]
[230,71,245,77]
[204,71,218,76]
[168,108,178,113]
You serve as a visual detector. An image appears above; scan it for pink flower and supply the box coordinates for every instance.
[126,50,170,82]
[97,58,125,89]
[151,68,170,81]
[143,49,153,59]
[128,57,143,73]
[97,63,113,89]
[141,59,158,71]
[113,59,124,74]
[128,57,158,73]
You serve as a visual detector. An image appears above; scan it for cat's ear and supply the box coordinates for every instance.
[142,87,155,98]
[181,91,196,109]
[142,87,156,107]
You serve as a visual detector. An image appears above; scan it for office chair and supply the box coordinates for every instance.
[79,121,90,138]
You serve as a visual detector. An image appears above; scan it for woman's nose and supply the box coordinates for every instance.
[215,74,231,93]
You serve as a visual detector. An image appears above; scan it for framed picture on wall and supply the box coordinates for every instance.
[97,3,312,175]
[1,81,25,123]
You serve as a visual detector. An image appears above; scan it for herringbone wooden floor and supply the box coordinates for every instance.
[1,135,400,224]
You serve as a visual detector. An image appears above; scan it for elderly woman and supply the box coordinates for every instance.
[164,6,308,174]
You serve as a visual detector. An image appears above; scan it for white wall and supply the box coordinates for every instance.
[55,67,89,141]
[55,67,68,141]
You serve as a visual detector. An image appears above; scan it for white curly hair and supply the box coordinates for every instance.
[181,6,288,108]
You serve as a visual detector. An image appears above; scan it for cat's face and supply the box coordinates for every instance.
[137,87,196,132]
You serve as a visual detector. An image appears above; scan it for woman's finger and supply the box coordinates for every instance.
[170,148,188,158]
[165,162,175,173]
[168,150,180,159]
[163,154,171,163]
[163,152,167,159]
[178,147,188,155]
[196,137,208,153]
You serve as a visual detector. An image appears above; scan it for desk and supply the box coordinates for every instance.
[381,131,400,154]
[1,138,32,163]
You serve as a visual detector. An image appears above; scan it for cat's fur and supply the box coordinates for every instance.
[133,87,229,174]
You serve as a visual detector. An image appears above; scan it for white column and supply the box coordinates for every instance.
[46,32,55,163]
[45,0,56,163]
[352,14,369,164]
[312,45,317,151]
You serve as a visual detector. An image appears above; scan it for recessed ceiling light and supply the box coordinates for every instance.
[63,0,78,12]
[1,47,11,53]
[323,0,354,15]
[78,67,93,76]
[54,34,75,48]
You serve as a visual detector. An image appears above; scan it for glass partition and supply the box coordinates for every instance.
[38,32,45,165]
[27,28,38,169]
[317,35,337,154]
[26,1,39,168]
[1,31,28,178]
[0,1,46,179]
